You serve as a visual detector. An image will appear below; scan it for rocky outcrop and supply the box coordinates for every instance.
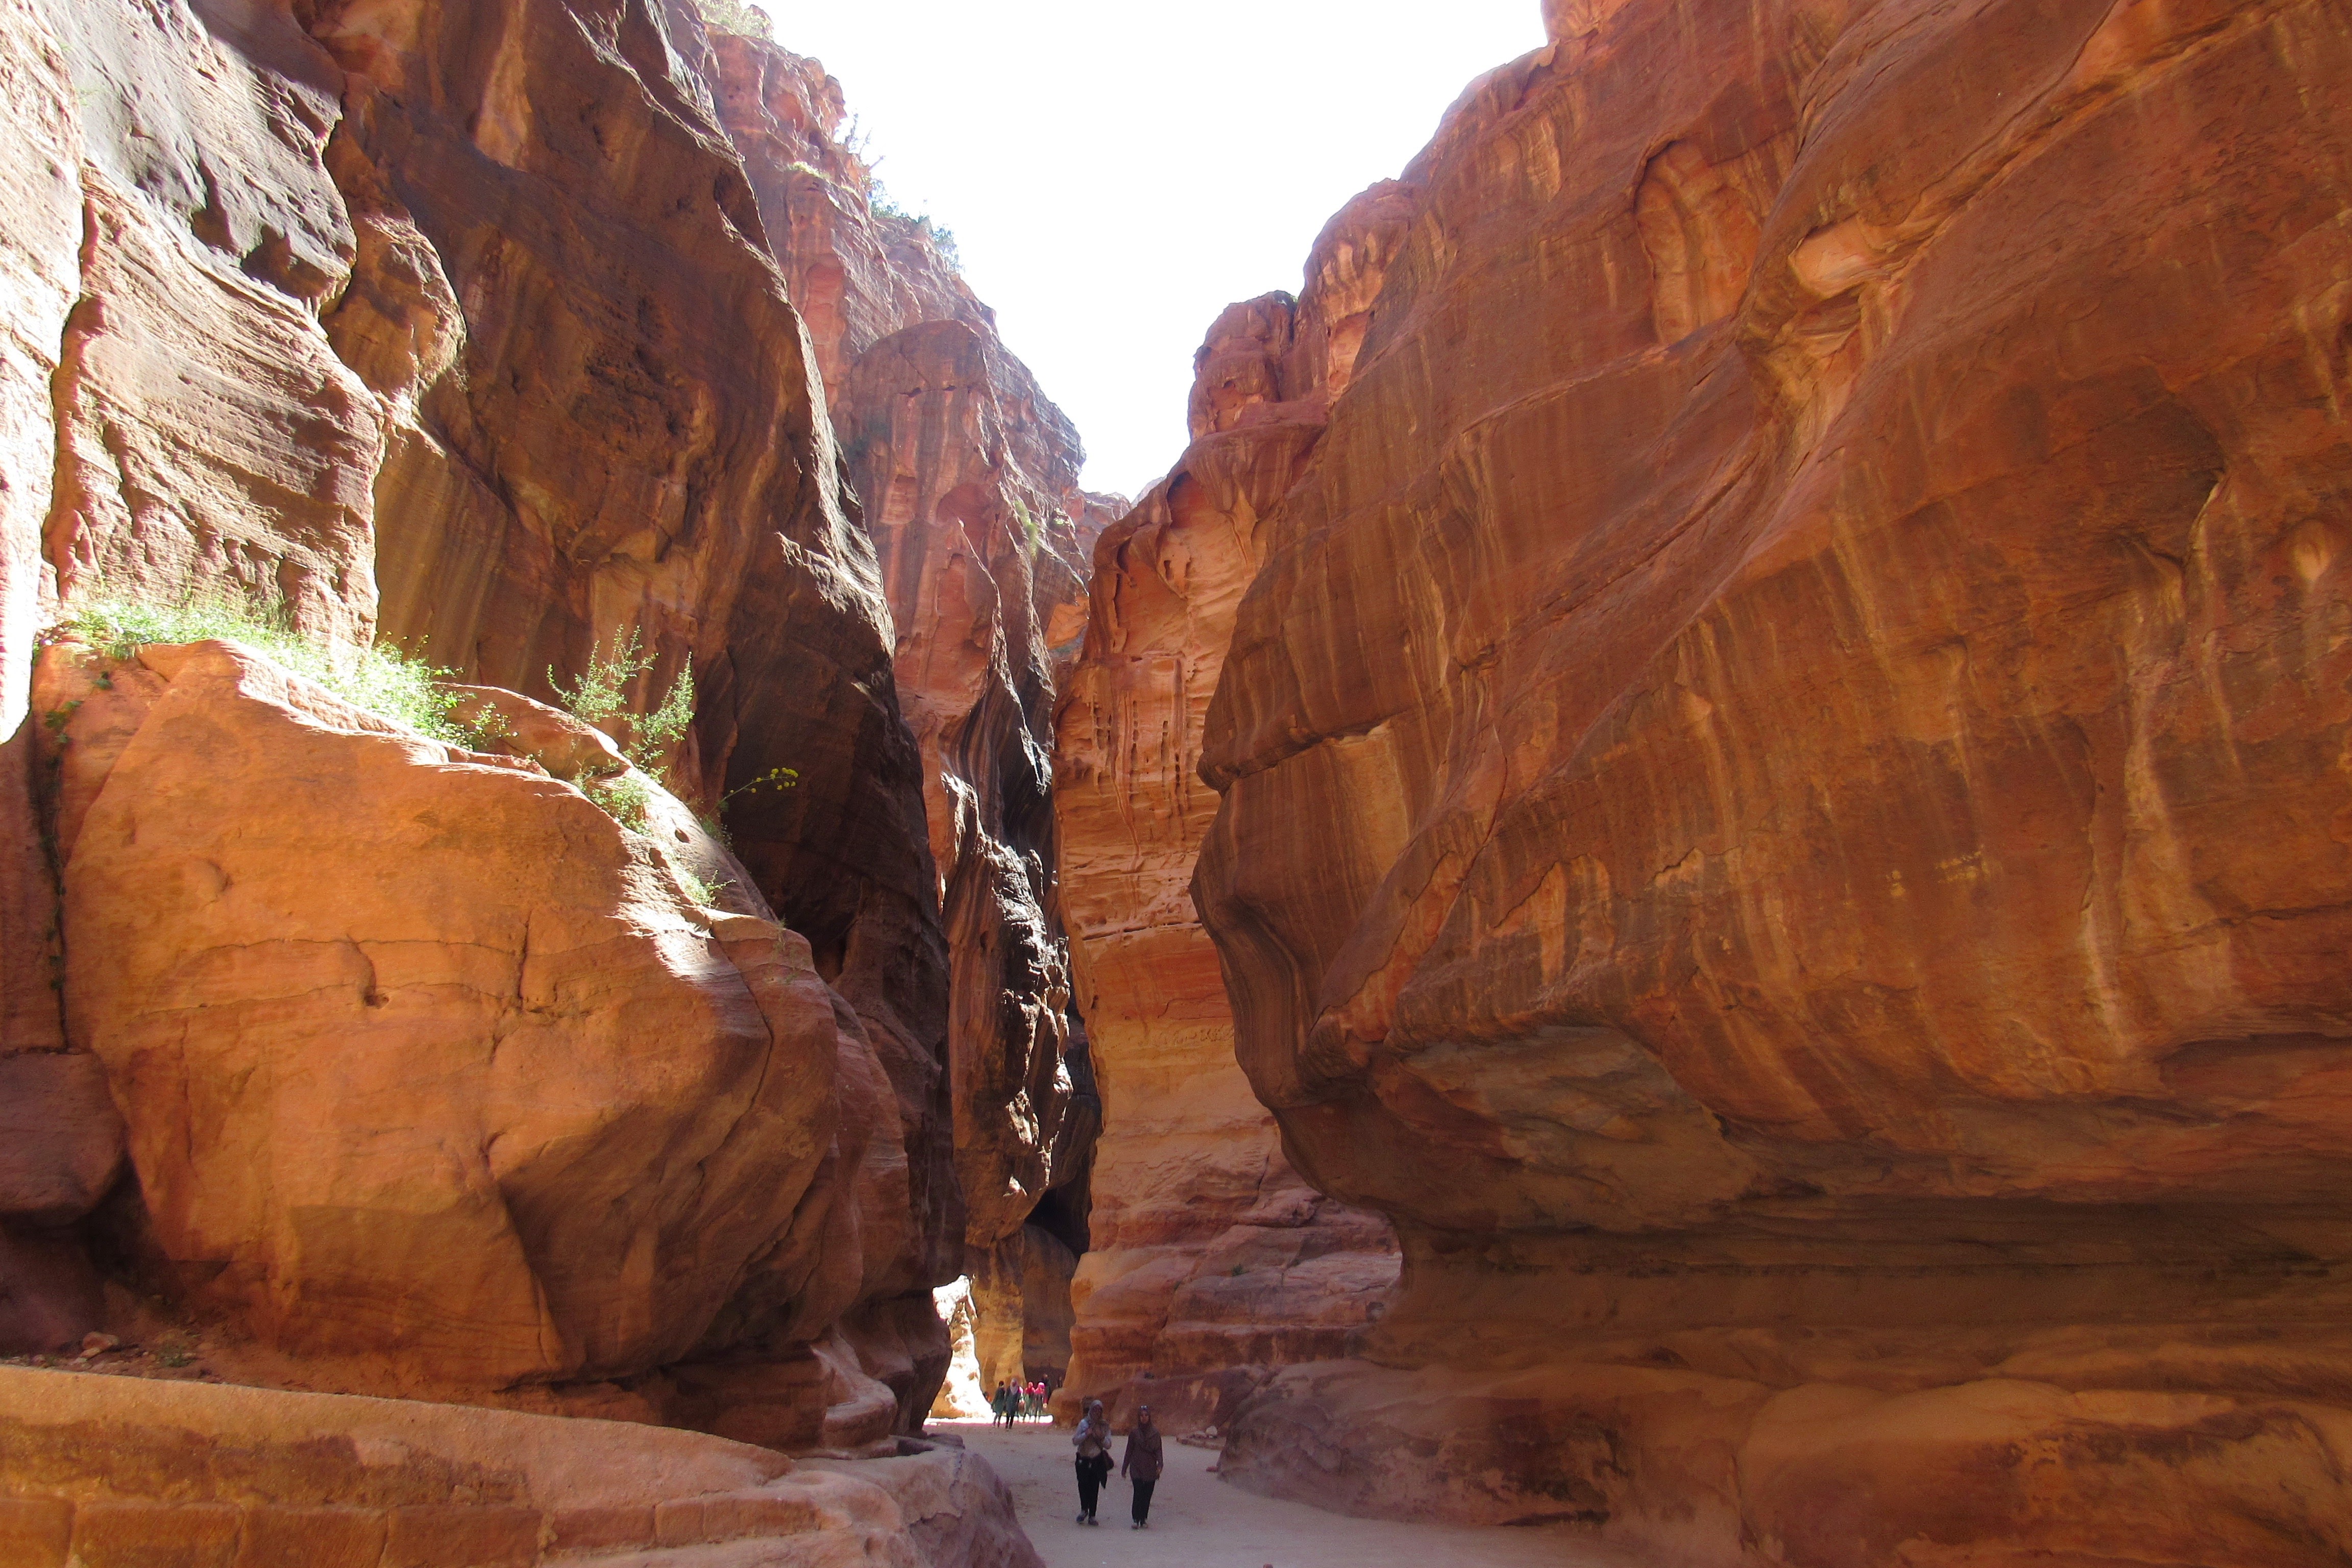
[1192,0,2352,1560]
[806,1443,1043,1568]
[1048,191,1412,1433]
[35,635,908,1431]
[0,0,1085,1458]
[312,5,964,1383]
[710,32,1109,1361]
[967,1224,1079,1392]
[0,1364,980,1566]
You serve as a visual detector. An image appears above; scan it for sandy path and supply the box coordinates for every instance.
[936,1419,1653,1568]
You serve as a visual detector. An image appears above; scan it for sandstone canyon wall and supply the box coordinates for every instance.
[0,0,1097,1474]
[1048,192,1415,1433]
[1180,0,2352,1562]
[706,31,1107,1385]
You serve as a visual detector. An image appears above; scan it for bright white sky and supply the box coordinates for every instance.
[752,3,1546,500]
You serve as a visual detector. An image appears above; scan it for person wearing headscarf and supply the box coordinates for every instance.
[1071,1398,1114,1525]
[1121,1404,1165,1529]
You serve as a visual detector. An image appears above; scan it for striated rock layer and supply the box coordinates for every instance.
[0,1364,1030,1567]
[711,31,1108,1363]
[1191,0,2352,1560]
[0,0,1089,1475]
[1049,191,1412,1434]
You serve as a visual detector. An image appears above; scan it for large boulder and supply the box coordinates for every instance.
[0,1364,967,1567]
[42,636,863,1398]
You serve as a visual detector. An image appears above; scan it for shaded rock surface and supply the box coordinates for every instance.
[0,0,1095,1485]
[0,1363,994,1566]
[806,1442,1043,1568]
[1187,0,2352,1561]
[710,31,1109,1361]
[1049,193,1410,1433]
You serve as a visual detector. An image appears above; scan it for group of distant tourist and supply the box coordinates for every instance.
[989,1377,1050,1424]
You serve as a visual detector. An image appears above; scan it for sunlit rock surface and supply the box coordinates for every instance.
[0,0,1095,1455]
[37,637,878,1406]
[1050,188,1414,1433]
[1193,0,2352,1559]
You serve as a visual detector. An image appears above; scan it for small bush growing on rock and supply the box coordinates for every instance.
[549,630,700,809]
[58,592,503,749]
[585,772,656,832]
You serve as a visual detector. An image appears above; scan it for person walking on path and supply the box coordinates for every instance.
[1072,1399,1114,1526]
[993,1381,1014,1428]
[1121,1404,1165,1529]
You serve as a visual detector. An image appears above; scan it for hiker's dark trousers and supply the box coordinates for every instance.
[1076,1456,1110,1516]
[1131,1478,1157,1523]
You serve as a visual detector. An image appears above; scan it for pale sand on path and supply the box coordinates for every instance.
[935,1419,1656,1568]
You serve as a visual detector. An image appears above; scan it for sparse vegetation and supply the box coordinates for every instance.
[549,629,696,776]
[868,182,962,268]
[585,772,656,832]
[1011,497,1045,552]
[723,765,801,808]
[56,591,504,749]
[678,867,735,907]
[692,0,773,41]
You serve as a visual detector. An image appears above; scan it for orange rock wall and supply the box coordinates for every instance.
[0,0,1097,1452]
[1049,192,1414,1433]
[1191,0,2352,1559]
[711,34,1109,1349]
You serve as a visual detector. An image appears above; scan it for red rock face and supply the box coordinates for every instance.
[1193,0,2352,1557]
[1049,189,1413,1434]
[710,34,1110,1333]
[309,0,967,1425]
[0,0,1117,1453]
[0,0,1112,1458]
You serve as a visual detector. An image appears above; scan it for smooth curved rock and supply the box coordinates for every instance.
[0,1363,975,1567]
[43,637,849,1393]
[1050,191,1413,1431]
[1195,0,2352,1557]
[312,0,965,1419]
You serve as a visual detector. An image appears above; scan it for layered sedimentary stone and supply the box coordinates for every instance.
[1195,0,2352,1559]
[1050,192,1416,1433]
[0,1364,1021,1568]
[309,0,964,1416]
[710,33,1110,1359]
[39,0,380,645]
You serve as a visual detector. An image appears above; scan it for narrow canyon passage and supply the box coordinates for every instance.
[0,0,2348,1563]
[940,1420,1651,1568]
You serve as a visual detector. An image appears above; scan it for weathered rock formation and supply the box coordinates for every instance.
[309,0,988,1422]
[710,31,1108,1367]
[0,0,1098,1492]
[1048,191,1417,1434]
[0,1364,1032,1567]
[1187,0,2352,1561]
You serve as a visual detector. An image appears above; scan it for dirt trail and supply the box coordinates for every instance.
[937,1419,1653,1568]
